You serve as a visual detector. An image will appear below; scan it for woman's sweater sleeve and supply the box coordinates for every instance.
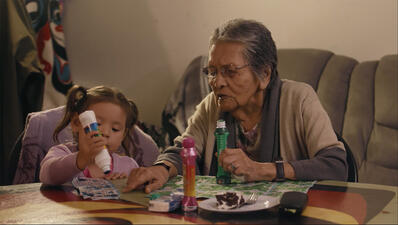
[39,144,82,185]
[155,94,214,175]
[290,83,348,181]
[289,147,348,181]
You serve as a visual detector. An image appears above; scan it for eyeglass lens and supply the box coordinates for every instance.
[202,64,248,78]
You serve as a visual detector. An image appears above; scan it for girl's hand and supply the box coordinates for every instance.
[104,172,127,180]
[76,128,108,170]
[218,148,276,182]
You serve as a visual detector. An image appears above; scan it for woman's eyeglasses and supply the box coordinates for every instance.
[202,64,249,79]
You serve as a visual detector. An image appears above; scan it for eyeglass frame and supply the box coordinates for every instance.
[202,64,250,80]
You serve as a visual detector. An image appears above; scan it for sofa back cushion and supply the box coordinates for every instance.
[343,55,398,186]
[277,48,357,134]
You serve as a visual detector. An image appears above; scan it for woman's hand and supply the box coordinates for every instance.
[76,128,108,170]
[218,148,276,182]
[123,166,169,194]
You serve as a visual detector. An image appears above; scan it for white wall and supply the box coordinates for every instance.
[63,0,397,127]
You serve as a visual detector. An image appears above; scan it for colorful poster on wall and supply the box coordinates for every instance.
[24,0,73,107]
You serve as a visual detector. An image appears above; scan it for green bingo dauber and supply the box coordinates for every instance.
[215,119,231,184]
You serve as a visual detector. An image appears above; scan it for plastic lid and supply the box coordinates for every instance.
[102,166,111,174]
[216,119,226,128]
[182,137,195,148]
[79,110,97,127]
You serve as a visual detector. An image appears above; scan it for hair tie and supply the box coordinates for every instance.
[73,87,87,112]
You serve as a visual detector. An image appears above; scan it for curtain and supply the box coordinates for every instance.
[0,0,44,185]
[24,0,73,109]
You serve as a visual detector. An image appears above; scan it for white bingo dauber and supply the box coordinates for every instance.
[79,110,112,174]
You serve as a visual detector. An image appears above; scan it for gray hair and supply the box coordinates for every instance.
[209,18,278,80]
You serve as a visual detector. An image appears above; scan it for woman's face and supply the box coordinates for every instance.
[208,41,269,113]
[87,102,127,152]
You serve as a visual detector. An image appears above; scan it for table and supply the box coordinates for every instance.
[0,180,396,224]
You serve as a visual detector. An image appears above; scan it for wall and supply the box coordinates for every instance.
[63,0,397,127]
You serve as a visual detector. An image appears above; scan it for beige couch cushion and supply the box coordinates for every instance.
[343,55,398,186]
[278,48,357,134]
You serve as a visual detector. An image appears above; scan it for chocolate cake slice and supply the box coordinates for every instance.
[215,192,245,209]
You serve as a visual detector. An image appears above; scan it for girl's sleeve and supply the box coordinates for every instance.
[113,154,139,175]
[39,145,82,185]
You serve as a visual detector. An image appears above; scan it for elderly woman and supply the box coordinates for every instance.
[124,18,347,193]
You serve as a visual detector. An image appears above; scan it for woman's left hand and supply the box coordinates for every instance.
[218,148,275,182]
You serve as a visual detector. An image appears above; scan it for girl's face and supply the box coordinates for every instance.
[87,102,127,152]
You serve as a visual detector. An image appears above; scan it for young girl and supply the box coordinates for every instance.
[40,85,140,185]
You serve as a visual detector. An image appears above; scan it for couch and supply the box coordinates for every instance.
[162,49,398,186]
[278,49,398,186]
